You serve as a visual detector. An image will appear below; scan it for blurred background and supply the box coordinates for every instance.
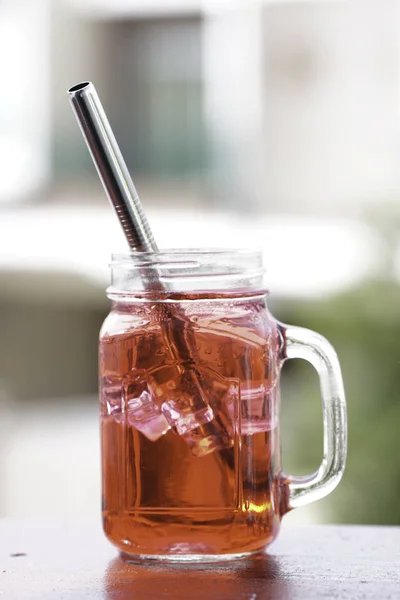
[0,0,399,527]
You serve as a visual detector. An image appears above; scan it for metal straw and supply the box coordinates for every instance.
[67,81,158,253]
[67,81,232,455]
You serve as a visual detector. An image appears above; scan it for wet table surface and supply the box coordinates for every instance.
[1,521,399,599]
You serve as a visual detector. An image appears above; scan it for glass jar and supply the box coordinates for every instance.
[99,250,347,561]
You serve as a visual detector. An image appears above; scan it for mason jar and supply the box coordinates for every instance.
[99,250,347,561]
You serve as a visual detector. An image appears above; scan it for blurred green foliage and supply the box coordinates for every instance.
[276,279,400,525]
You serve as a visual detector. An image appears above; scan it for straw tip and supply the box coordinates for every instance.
[67,81,93,95]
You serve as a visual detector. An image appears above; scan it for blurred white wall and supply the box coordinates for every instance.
[203,0,400,214]
[203,1,266,210]
[264,0,399,214]
[51,0,111,180]
[0,0,50,204]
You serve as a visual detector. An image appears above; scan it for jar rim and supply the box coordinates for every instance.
[111,248,263,263]
[108,248,265,294]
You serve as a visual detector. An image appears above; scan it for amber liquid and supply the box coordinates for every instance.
[100,293,287,558]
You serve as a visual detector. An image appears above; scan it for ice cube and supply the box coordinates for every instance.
[100,376,123,419]
[229,382,278,434]
[158,366,239,457]
[161,399,214,435]
[125,389,170,442]
[183,428,234,457]
[102,373,170,441]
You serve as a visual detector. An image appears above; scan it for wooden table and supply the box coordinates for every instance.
[1,521,399,599]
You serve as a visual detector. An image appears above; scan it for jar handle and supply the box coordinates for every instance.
[278,323,347,509]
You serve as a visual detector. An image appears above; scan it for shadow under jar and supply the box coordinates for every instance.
[99,250,347,561]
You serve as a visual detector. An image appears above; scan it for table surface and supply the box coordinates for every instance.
[1,522,399,600]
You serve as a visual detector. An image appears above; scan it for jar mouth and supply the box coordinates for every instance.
[109,248,265,294]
